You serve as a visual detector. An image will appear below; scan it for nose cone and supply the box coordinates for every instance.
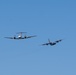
[18,35,22,38]
[50,43,56,46]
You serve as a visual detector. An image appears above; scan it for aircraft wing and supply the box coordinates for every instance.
[26,35,37,38]
[55,39,62,43]
[4,37,15,39]
[42,43,49,46]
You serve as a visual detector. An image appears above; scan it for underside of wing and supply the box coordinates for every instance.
[26,35,37,38]
[55,39,62,43]
[4,37,14,39]
[42,43,49,46]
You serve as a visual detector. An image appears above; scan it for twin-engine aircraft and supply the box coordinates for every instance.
[42,39,62,46]
[5,32,36,40]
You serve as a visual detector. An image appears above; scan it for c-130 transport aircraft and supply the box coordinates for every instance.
[41,39,62,46]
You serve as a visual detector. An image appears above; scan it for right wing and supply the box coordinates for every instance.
[26,35,37,39]
[55,39,62,43]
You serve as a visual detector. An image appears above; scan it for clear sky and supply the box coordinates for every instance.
[0,0,76,75]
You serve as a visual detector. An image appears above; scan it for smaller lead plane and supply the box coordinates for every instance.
[5,32,36,40]
[42,39,62,46]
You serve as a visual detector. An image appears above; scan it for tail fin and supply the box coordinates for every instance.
[48,39,51,43]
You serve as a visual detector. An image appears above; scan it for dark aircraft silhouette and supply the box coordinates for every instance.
[5,32,36,40]
[42,39,62,46]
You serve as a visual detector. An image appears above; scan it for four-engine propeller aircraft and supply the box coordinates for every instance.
[5,32,36,40]
[42,39,62,46]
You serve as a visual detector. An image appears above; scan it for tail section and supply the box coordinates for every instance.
[48,39,51,43]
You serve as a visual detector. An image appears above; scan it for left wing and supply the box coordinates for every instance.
[4,37,15,39]
[42,43,49,46]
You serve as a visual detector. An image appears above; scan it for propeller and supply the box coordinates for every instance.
[13,35,16,39]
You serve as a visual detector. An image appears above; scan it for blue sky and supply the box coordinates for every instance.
[0,0,76,75]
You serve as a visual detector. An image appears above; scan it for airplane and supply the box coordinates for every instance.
[41,39,62,46]
[4,32,36,40]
